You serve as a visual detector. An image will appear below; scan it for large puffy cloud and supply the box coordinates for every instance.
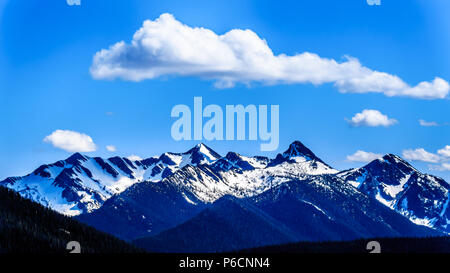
[402,148,441,163]
[347,150,382,162]
[347,109,397,127]
[43,130,97,153]
[90,13,449,99]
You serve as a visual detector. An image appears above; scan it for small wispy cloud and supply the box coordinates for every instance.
[438,145,450,158]
[418,119,439,127]
[347,109,397,127]
[44,129,96,153]
[106,145,116,152]
[66,0,81,6]
[347,150,382,162]
[402,148,440,163]
[127,155,143,161]
[418,119,450,127]
[429,163,450,171]
[402,145,450,172]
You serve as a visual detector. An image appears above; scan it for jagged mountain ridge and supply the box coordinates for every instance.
[77,146,448,242]
[0,141,334,216]
[75,141,338,240]
[0,143,221,215]
[1,141,449,237]
[132,177,440,252]
[338,154,450,233]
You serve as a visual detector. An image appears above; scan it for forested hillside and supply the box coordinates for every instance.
[0,187,141,253]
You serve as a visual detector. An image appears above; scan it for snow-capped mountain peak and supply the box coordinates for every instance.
[282,141,320,160]
[65,152,88,165]
[266,141,336,175]
[375,154,416,170]
[184,143,221,165]
[146,143,221,173]
[210,152,270,173]
[338,154,450,233]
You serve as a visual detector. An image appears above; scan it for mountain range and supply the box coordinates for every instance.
[1,141,449,252]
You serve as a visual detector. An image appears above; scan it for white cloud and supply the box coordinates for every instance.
[419,119,439,127]
[403,145,450,170]
[66,0,81,6]
[89,13,449,99]
[106,145,116,152]
[347,109,397,127]
[43,130,97,152]
[347,150,382,162]
[429,163,450,171]
[402,148,440,163]
[438,145,450,158]
[127,155,143,161]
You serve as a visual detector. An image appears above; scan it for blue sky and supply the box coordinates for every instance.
[0,0,449,180]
